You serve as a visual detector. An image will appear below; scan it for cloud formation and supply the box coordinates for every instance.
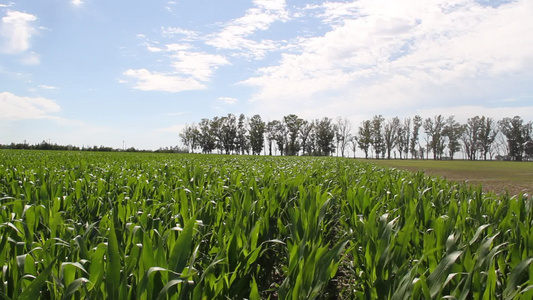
[122,69,206,93]
[242,0,533,118]
[0,10,37,54]
[205,0,289,59]
[0,92,60,121]
[123,46,229,92]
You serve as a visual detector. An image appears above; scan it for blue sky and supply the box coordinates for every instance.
[1,0,532,150]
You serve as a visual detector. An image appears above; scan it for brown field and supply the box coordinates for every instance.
[365,159,533,196]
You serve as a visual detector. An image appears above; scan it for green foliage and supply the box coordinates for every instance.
[0,150,532,299]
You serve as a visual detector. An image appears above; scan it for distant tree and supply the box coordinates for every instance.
[478,116,498,160]
[498,116,532,161]
[371,115,385,159]
[249,114,265,155]
[284,114,303,156]
[198,118,216,154]
[423,115,445,160]
[299,120,314,156]
[336,117,352,157]
[219,114,237,154]
[349,135,358,158]
[236,113,250,154]
[525,141,533,161]
[396,117,410,159]
[462,116,482,160]
[357,120,372,159]
[179,123,200,153]
[209,116,222,153]
[272,120,287,156]
[410,115,422,159]
[307,121,318,155]
[266,120,277,156]
[442,116,463,159]
[315,117,336,156]
[383,117,400,159]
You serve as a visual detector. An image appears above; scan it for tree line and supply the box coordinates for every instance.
[0,140,188,153]
[180,114,533,161]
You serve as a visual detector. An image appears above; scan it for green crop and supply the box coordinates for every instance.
[0,150,531,299]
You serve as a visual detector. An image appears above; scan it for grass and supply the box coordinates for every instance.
[366,159,533,196]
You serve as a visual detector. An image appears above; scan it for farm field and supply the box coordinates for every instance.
[0,150,532,299]
[366,159,533,196]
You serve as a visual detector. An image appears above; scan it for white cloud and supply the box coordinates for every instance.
[218,97,238,104]
[206,0,289,59]
[0,10,37,54]
[243,0,533,118]
[125,43,229,92]
[71,0,83,6]
[144,42,192,53]
[39,84,58,90]
[171,51,229,82]
[122,68,206,93]
[0,92,60,120]
[161,27,199,40]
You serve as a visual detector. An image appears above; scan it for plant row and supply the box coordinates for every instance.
[0,150,532,299]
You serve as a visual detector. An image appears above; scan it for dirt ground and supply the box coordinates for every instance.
[366,159,533,197]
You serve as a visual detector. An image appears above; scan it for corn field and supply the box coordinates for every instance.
[0,150,532,299]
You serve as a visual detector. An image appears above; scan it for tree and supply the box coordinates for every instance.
[315,117,336,156]
[198,118,217,154]
[272,120,287,156]
[478,116,498,160]
[442,116,463,159]
[266,120,277,156]
[349,136,358,158]
[525,141,533,161]
[249,114,265,155]
[219,114,237,154]
[235,113,249,154]
[410,115,422,159]
[180,123,199,153]
[284,114,303,156]
[423,115,445,160]
[383,117,400,159]
[336,117,352,157]
[357,120,372,159]
[299,120,314,156]
[462,116,482,160]
[395,117,410,160]
[498,116,532,161]
[371,115,385,159]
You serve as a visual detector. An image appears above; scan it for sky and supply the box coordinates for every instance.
[1,0,532,150]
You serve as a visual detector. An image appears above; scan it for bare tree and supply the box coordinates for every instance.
[336,116,352,157]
